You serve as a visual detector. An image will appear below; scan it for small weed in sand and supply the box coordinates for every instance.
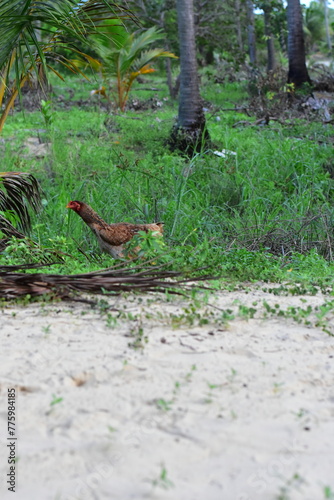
[155,399,173,411]
[50,394,63,406]
[324,486,334,499]
[276,473,304,500]
[185,364,197,382]
[220,309,235,323]
[128,319,147,349]
[205,381,225,404]
[207,381,224,389]
[277,490,290,500]
[263,284,320,296]
[170,303,213,328]
[41,325,51,334]
[227,368,237,383]
[273,382,285,394]
[238,304,257,319]
[173,381,181,395]
[96,299,110,314]
[261,299,334,335]
[293,408,307,419]
[106,313,117,328]
[152,465,174,490]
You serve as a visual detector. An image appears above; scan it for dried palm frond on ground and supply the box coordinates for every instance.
[0,172,42,231]
[0,171,64,262]
[0,263,214,301]
[0,172,42,253]
[0,215,26,251]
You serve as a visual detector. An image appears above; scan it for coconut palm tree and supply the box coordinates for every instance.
[246,0,257,67]
[261,1,277,72]
[0,0,135,132]
[90,25,177,111]
[0,172,42,238]
[287,0,311,88]
[169,0,209,154]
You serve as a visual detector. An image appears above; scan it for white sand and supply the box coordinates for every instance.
[0,286,334,500]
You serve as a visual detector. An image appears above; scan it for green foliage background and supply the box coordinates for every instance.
[1,72,334,287]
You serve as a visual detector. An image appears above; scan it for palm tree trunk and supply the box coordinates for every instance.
[246,0,257,67]
[169,0,209,153]
[235,0,244,53]
[287,0,311,87]
[165,57,174,98]
[177,0,204,129]
[263,7,276,72]
[276,0,287,54]
[323,0,331,52]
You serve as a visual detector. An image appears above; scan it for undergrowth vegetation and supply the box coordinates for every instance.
[1,71,334,287]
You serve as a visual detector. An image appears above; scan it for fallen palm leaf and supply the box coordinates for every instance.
[0,171,42,233]
[0,263,214,301]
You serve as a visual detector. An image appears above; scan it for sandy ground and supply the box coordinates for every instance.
[0,285,334,500]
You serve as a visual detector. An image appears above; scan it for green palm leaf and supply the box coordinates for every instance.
[92,26,170,76]
[0,0,136,131]
[131,49,177,73]
[0,172,42,234]
[90,25,177,109]
[126,27,164,60]
[0,0,132,72]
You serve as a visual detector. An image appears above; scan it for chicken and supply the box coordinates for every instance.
[66,201,164,259]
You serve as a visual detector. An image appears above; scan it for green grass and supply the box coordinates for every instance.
[1,72,334,287]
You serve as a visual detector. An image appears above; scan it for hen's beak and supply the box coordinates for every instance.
[66,203,71,209]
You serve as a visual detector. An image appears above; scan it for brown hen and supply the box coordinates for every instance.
[66,201,163,259]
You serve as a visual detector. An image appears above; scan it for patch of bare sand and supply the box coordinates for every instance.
[0,286,334,500]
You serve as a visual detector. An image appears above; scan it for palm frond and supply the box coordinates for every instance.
[0,0,134,72]
[131,49,178,73]
[0,172,42,233]
[92,26,171,77]
[0,262,214,300]
[127,27,164,60]
[0,214,26,238]
[89,24,177,110]
[0,0,136,131]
